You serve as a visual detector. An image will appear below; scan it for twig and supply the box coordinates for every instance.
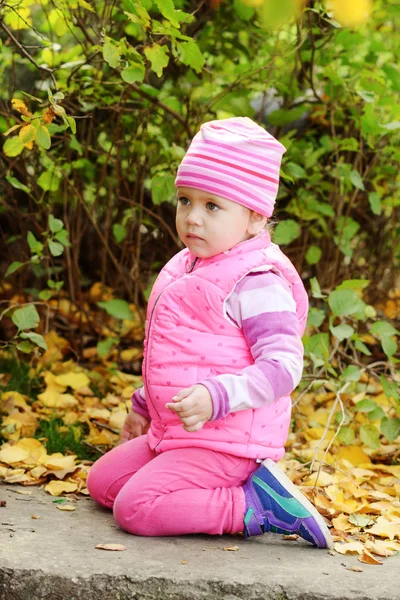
[310,380,350,475]
[82,441,105,455]
[0,21,58,90]
[90,420,119,435]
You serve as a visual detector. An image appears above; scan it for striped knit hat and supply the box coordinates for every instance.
[175,117,286,218]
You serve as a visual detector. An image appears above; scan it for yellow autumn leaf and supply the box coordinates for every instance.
[109,407,127,431]
[44,454,77,471]
[0,444,30,464]
[95,544,126,551]
[334,541,364,555]
[45,480,78,496]
[54,372,91,390]
[1,391,30,411]
[120,348,143,362]
[335,446,371,466]
[5,470,30,483]
[11,98,32,116]
[367,516,400,540]
[56,504,76,511]
[329,0,372,27]
[302,470,335,487]
[331,513,358,533]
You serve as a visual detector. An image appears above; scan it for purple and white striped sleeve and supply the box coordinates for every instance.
[131,386,150,420]
[200,270,304,421]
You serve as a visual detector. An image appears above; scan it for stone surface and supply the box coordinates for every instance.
[1,484,399,600]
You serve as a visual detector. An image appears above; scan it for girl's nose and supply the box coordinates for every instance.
[186,207,202,226]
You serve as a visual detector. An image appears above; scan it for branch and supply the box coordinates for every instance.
[0,21,58,90]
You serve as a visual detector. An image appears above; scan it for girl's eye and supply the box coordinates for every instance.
[207,202,219,211]
[178,196,190,206]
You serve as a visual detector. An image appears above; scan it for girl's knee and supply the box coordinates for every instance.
[113,489,158,536]
[86,462,113,509]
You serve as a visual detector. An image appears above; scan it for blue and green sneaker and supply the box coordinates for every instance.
[243,459,333,549]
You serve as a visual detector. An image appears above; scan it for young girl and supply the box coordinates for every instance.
[87,117,333,549]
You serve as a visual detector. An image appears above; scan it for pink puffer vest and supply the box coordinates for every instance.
[143,231,308,460]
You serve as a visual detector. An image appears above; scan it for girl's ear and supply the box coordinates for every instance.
[247,211,267,236]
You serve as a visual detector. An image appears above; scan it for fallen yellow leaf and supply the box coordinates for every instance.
[45,480,78,496]
[334,541,364,555]
[54,372,90,390]
[95,544,126,551]
[0,444,30,464]
[56,504,76,511]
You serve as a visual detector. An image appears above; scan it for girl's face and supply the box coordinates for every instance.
[176,187,266,259]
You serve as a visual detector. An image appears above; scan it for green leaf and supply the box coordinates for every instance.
[98,299,133,320]
[368,192,381,215]
[12,304,40,330]
[307,307,325,328]
[27,231,44,254]
[144,44,169,78]
[285,162,306,179]
[356,90,375,103]
[359,424,380,449]
[39,289,54,300]
[336,279,369,292]
[355,399,377,413]
[54,229,70,247]
[305,246,322,265]
[354,339,372,356]
[3,137,24,157]
[37,170,61,192]
[328,290,366,317]
[103,38,121,69]
[67,116,76,134]
[349,514,374,528]
[5,261,25,277]
[380,375,400,403]
[381,335,397,358]
[370,321,399,337]
[380,417,400,442]
[6,175,30,194]
[154,0,180,28]
[20,331,47,350]
[310,277,325,299]
[48,214,64,233]
[121,63,145,84]
[36,125,51,150]
[273,220,301,245]
[341,365,361,382]
[330,322,355,341]
[113,224,127,244]
[48,240,64,257]
[97,337,119,357]
[17,341,34,353]
[151,173,176,205]
[369,407,385,421]
[233,0,255,20]
[176,41,205,73]
[338,426,355,445]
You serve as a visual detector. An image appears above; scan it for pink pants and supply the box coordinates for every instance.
[87,435,257,536]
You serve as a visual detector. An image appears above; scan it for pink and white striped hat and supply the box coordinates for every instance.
[175,117,286,218]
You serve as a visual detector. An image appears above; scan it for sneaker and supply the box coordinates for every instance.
[243,458,333,549]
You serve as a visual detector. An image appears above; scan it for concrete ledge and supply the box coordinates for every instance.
[1,485,399,600]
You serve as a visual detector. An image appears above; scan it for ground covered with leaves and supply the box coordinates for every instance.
[0,286,399,567]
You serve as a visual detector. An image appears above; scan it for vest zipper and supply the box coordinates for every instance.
[145,256,198,449]
[186,257,198,273]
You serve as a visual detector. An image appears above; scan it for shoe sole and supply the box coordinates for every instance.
[262,458,334,550]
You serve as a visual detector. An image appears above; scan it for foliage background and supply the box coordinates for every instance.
[0,0,399,460]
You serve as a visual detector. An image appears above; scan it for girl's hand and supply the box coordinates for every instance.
[120,409,150,443]
[166,385,213,432]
